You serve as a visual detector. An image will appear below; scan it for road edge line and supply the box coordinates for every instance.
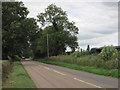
[53,70,66,76]
[74,78,102,88]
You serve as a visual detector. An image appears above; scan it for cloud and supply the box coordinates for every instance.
[65,2,118,49]
[102,2,118,7]
[77,32,103,40]
[20,1,118,50]
[78,32,118,49]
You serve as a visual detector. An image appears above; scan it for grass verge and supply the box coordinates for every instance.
[36,59,119,78]
[3,61,36,88]
[2,60,13,82]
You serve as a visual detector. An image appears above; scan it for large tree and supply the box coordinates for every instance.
[2,2,38,59]
[37,4,79,56]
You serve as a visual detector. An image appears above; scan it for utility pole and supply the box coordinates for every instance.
[47,34,49,57]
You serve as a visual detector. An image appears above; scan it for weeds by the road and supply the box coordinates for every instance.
[36,58,119,78]
[3,61,36,88]
[2,60,13,82]
[48,55,119,70]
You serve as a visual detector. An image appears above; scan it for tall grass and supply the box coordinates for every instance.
[2,60,13,82]
[47,54,119,70]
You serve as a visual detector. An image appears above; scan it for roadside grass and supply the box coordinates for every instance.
[3,61,36,88]
[36,59,119,78]
[2,60,13,82]
[48,55,119,69]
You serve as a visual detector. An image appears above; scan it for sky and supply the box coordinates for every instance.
[19,0,118,51]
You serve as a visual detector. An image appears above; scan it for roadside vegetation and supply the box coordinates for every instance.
[36,46,120,78]
[2,2,78,60]
[3,61,36,88]
[2,60,13,82]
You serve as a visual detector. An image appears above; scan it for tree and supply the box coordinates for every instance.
[37,4,79,56]
[87,45,90,51]
[37,4,78,34]
[2,2,38,59]
[99,46,118,61]
[2,2,29,31]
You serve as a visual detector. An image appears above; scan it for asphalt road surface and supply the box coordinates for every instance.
[21,60,118,88]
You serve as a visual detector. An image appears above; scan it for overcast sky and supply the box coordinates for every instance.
[19,0,118,50]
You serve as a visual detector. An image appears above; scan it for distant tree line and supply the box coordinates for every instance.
[90,45,120,54]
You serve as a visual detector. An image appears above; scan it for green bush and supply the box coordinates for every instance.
[71,51,80,57]
[99,46,118,61]
[7,56,13,63]
[2,60,13,82]
[48,55,77,64]
[71,50,90,57]
[7,55,21,62]
[2,55,21,82]
[14,55,21,61]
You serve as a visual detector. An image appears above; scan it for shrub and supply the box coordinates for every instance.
[2,56,17,82]
[2,60,13,82]
[14,55,21,61]
[7,56,13,63]
[71,51,81,57]
[99,46,118,61]
[71,50,90,57]
[48,55,77,64]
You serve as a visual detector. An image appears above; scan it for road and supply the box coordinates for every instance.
[21,60,118,88]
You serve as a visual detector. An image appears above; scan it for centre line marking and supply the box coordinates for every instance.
[53,70,66,76]
[74,78,102,88]
[43,67,50,70]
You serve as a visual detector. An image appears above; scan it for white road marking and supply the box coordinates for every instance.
[74,78,102,88]
[43,66,50,70]
[53,70,66,76]
[42,65,102,88]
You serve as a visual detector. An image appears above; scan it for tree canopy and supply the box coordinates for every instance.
[2,2,38,59]
[36,4,79,57]
[2,2,79,59]
[37,4,78,35]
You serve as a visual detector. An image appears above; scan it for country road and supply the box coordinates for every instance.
[21,60,118,88]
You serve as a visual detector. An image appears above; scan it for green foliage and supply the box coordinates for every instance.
[2,2,38,59]
[37,4,78,34]
[7,56,13,63]
[36,26,78,57]
[44,52,119,70]
[48,55,77,64]
[99,46,118,61]
[2,60,13,82]
[14,55,21,61]
[2,2,78,59]
[71,50,90,57]
[2,2,29,31]
[36,4,78,57]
